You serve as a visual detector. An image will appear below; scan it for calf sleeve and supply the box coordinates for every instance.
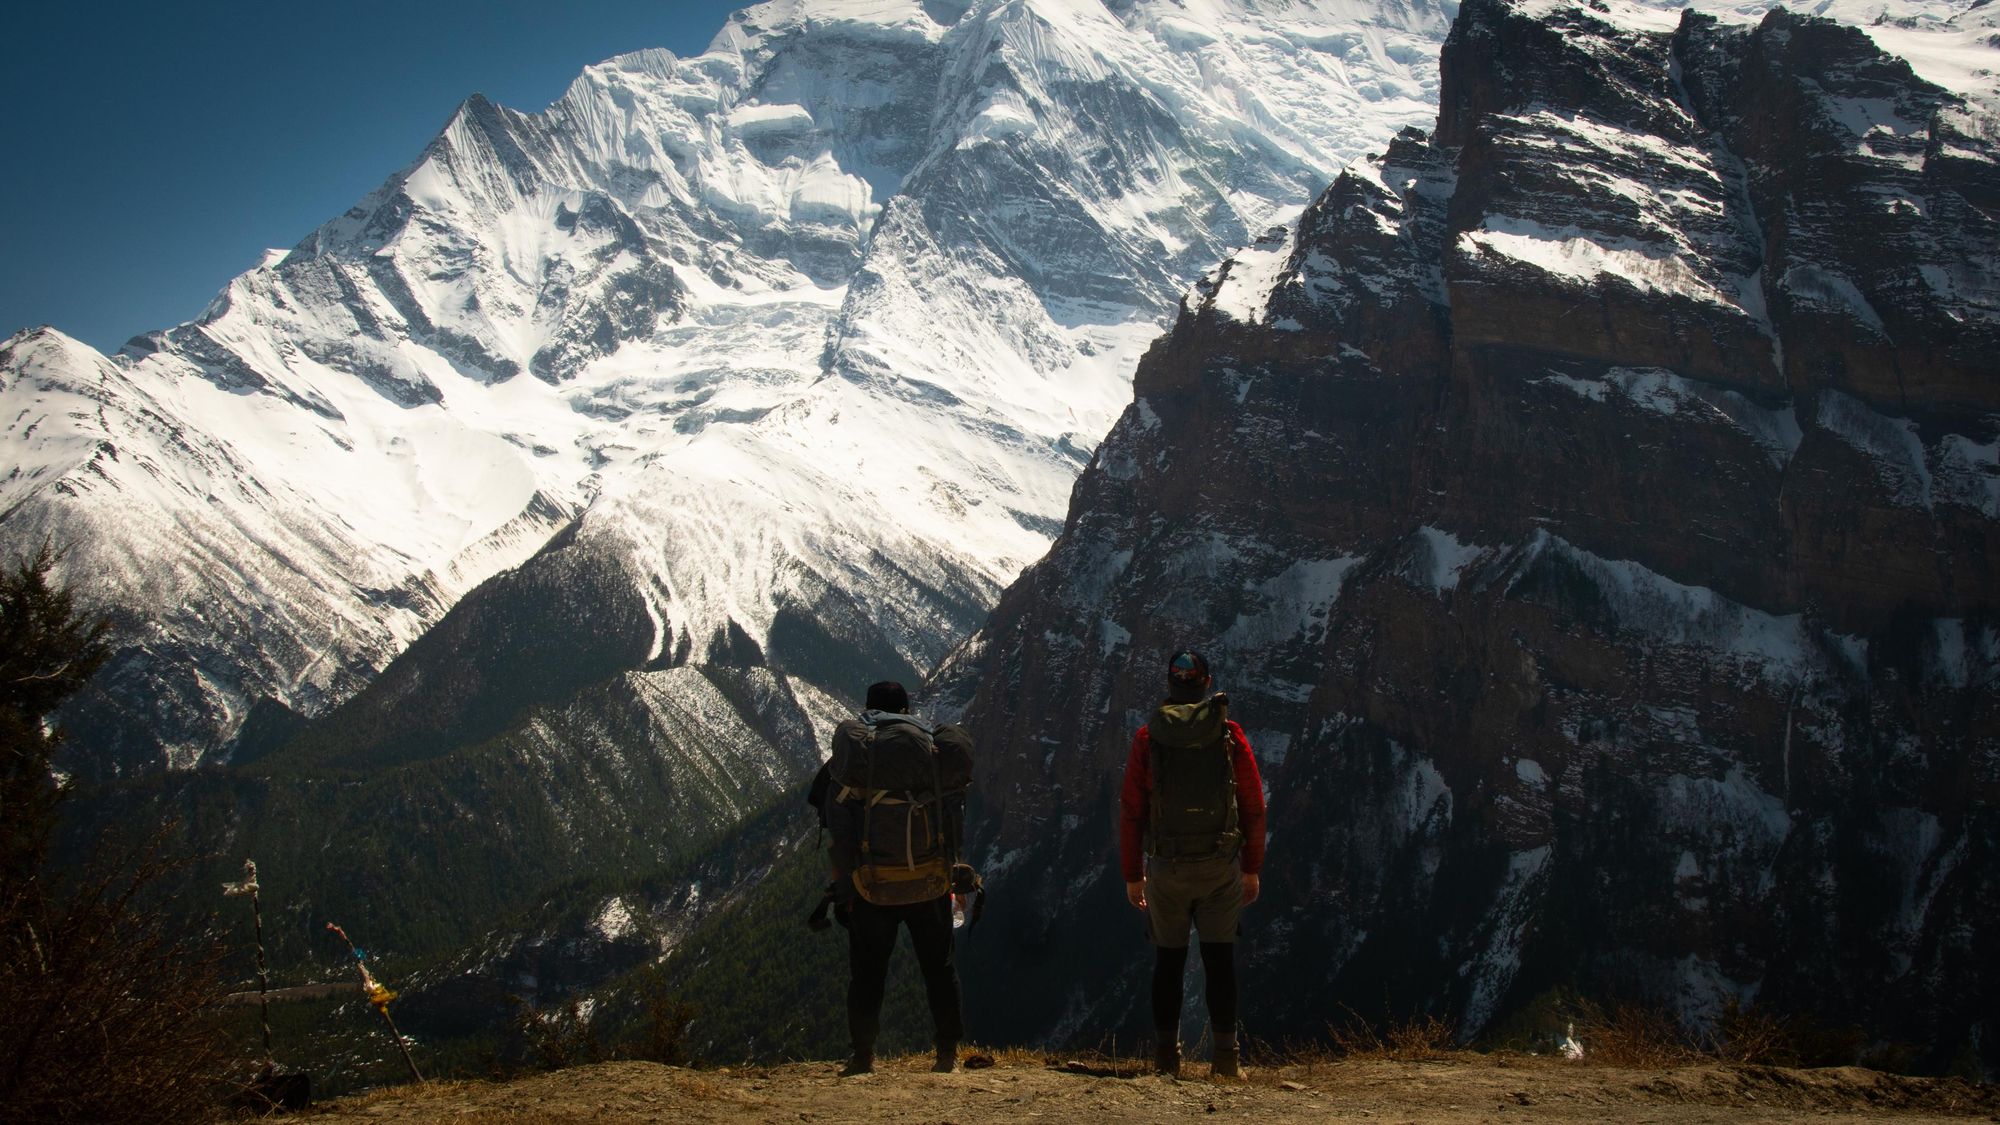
[1151,944,1190,1034]
[1199,941,1238,1046]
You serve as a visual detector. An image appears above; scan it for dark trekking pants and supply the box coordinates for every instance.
[846,895,963,1052]
[1152,941,1239,1043]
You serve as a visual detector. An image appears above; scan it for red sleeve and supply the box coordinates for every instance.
[1228,721,1267,875]
[1119,726,1152,883]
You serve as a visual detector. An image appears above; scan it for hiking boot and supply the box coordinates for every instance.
[932,1042,958,1073]
[839,1050,874,1077]
[1154,1037,1181,1078]
[1210,1042,1243,1081]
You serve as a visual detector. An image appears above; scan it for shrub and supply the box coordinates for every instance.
[0,833,230,1122]
[1570,999,1701,1068]
[630,967,699,1066]
[1714,1000,1867,1068]
[0,543,230,1122]
[509,995,604,1072]
[1328,1005,1460,1060]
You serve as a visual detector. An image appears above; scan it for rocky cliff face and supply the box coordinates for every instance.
[943,0,1998,1068]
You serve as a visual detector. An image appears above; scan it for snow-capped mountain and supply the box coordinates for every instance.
[940,0,1998,1065]
[1,0,1458,777]
[7,0,1994,1063]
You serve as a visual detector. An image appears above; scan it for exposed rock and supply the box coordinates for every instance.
[944,0,1999,1070]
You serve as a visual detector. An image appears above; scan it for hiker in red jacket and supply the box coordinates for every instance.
[1120,649,1266,1080]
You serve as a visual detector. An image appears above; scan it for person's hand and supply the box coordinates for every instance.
[1126,879,1147,910]
[1241,873,1261,906]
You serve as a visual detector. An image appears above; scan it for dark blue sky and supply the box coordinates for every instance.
[1,0,746,353]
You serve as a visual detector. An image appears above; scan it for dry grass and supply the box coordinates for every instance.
[948,1038,1471,1086]
[1711,1003,1795,1066]
[376,1111,603,1125]
[313,1000,1939,1122]
[1566,998,1873,1070]
[1569,1000,1704,1068]
[326,1077,489,1110]
[964,1044,1053,1069]
[878,1043,1152,1077]
[664,1068,727,1100]
[1327,1007,1461,1061]
[316,1061,740,1117]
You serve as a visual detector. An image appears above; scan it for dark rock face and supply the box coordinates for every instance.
[944,0,1998,1069]
[267,522,655,774]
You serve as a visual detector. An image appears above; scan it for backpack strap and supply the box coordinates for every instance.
[838,786,916,806]
[1221,706,1239,839]
[927,727,959,869]
[860,734,876,875]
[1146,731,1164,857]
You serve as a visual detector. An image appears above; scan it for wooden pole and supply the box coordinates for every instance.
[251,882,272,1067]
[325,922,425,1084]
[223,860,274,1071]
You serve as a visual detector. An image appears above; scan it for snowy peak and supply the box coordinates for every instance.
[0,328,128,516]
[1,0,1462,772]
[1,324,112,382]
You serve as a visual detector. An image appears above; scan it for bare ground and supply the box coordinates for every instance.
[306,1051,1999,1124]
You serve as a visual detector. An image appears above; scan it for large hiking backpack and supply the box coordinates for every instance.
[1145,693,1241,862]
[825,711,974,906]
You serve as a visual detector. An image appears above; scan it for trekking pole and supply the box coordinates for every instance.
[325,921,425,1084]
[221,860,273,1071]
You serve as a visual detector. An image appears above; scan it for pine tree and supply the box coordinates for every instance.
[0,540,108,887]
[0,542,230,1122]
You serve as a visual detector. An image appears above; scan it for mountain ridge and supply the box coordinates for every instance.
[1,0,1455,778]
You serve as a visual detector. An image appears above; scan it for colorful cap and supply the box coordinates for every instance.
[1167,649,1209,684]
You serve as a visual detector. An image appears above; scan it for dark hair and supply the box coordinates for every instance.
[1166,649,1210,703]
[865,680,910,713]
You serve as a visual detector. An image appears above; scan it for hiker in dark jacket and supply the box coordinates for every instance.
[1119,649,1267,1080]
[822,680,973,1076]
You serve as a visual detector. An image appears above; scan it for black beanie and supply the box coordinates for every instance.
[865,680,910,713]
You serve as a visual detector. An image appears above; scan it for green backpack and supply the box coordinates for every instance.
[1145,693,1242,861]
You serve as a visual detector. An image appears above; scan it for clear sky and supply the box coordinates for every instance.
[0,0,747,354]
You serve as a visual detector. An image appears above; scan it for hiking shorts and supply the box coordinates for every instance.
[1144,853,1243,948]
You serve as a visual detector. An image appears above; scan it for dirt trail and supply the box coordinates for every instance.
[309,1053,1998,1123]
